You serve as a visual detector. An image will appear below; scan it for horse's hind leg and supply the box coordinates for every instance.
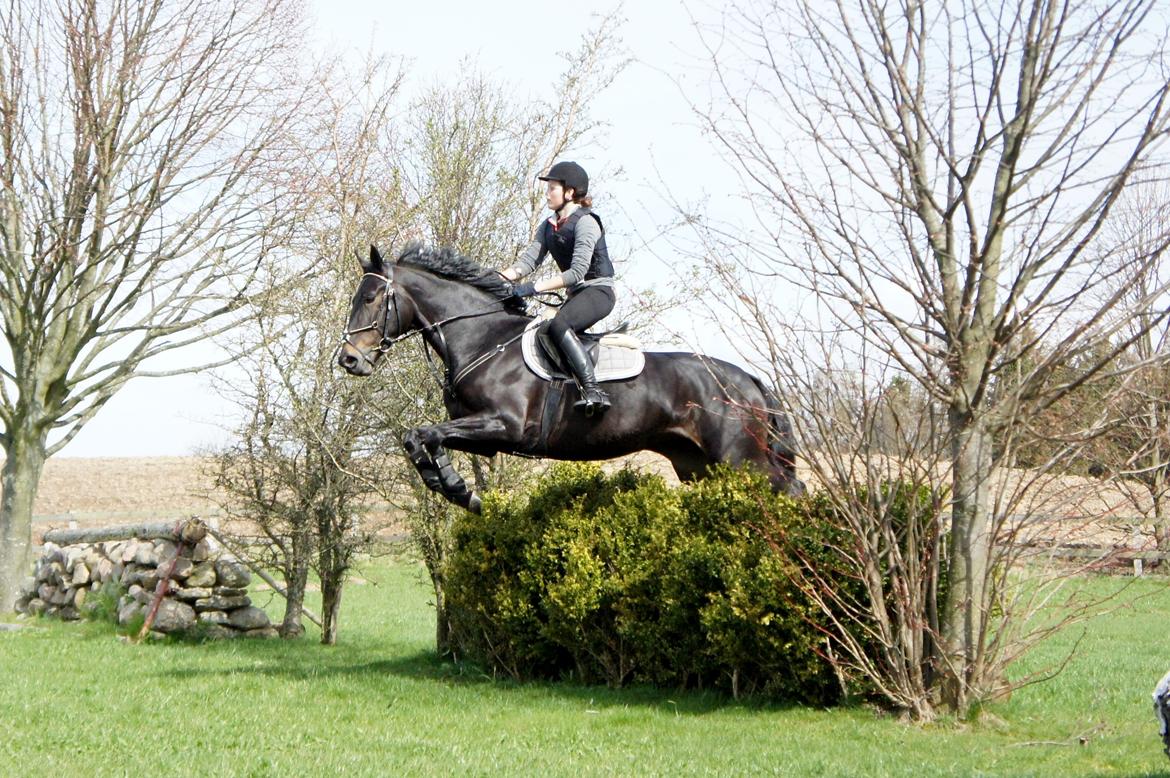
[669,458,706,484]
[707,435,805,497]
[653,437,712,484]
[403,429,480,514]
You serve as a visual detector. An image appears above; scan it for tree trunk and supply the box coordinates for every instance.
[1153,488,1170,552]
[0,426,48,613]
[317,512,346,646]
[940,410,994,715]
[470,455,489,493]
[279,527,312,639]
[1146,457,1170,552]
[433,571,450,656]
[412,490,454,655]
[320,573,342,646]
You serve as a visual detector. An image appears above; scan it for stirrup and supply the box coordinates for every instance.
[574,387,611,415]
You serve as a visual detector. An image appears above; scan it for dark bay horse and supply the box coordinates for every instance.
[338,245,803,513]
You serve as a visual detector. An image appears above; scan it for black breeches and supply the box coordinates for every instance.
[547,285,616,340]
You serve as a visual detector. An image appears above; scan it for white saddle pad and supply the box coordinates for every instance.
[521,317,645,382]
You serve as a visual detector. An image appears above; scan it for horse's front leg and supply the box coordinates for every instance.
[402,415,512,514]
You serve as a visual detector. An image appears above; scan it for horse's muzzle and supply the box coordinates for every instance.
[338,347,373,376]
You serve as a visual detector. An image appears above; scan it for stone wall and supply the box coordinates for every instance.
[14,524,277,639]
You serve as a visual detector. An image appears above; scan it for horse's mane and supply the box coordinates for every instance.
[396,242,528,314]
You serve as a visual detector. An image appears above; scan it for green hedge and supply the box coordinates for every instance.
[445,463,856,704]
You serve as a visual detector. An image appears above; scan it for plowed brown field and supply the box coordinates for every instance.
[32,457,218,519]
[18,452,679,537]
[14,454,1148,553]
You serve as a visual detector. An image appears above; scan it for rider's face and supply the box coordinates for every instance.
[546,180,572,211]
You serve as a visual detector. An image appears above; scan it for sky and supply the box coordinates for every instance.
[55,0,747,458]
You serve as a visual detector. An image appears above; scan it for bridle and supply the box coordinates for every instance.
[340,272,409,369]
[339,270,542,388]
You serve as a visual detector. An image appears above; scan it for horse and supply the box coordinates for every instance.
[337,244,804,513]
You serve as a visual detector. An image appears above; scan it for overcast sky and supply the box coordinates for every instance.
[57,0,746,457]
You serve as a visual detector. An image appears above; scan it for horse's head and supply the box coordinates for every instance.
[337,245,415,376]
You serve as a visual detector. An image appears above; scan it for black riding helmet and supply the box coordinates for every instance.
[538,160,588,198]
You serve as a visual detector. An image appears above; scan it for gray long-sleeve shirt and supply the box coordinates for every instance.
[514,212,614,293]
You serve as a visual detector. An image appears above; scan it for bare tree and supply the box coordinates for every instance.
[1076,183,1170,548]
[208,52,409,643]
[211,285,401,643]
[682,0,1170,716]
[781,347,950,720]
[0,0,311,610]
[1098,360,1170,550]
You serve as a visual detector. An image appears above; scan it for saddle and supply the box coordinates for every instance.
[521,316,645,382]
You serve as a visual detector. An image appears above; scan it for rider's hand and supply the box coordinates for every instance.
[512,281,537,298]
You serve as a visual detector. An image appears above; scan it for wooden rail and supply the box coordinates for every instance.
[1022,543,1170,576]
[43,519,207,545]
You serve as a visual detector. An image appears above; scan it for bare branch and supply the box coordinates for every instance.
[674,0,1170,717]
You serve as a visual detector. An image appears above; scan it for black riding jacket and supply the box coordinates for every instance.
[538,208,614,285]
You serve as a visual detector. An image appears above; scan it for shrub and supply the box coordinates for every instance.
[445,463,848,704]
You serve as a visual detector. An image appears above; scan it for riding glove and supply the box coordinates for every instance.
[511,281,537,298]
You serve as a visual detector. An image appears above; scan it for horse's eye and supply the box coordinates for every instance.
[363,293,377,304]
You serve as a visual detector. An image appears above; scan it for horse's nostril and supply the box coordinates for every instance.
[339,353,356,368]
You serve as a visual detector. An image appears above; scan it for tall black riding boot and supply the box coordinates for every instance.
[554,328,611,415]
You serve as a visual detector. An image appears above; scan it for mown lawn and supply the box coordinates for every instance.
[1,559,1168,777]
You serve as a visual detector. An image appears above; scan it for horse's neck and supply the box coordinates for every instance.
[403,271,527,363]
[402,271,480,323]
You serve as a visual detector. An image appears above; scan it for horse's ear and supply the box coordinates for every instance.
[367,244,386,275]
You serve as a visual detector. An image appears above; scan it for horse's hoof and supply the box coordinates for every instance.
[467,493,482,515]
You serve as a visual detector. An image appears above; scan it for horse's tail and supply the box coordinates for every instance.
[748,374,804,496]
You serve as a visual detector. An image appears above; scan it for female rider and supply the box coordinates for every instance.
[502,160,615,414]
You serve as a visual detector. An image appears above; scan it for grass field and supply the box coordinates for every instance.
[2,560,1169,777]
